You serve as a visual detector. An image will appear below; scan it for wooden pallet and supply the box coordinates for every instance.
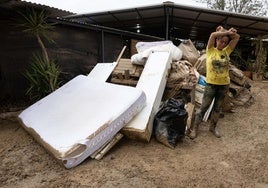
[111,58,143,86]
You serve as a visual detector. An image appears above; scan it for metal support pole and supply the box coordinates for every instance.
[165,7,169,40]
[101,31,105,62]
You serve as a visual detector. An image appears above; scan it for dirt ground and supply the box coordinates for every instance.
[0,81,267,188]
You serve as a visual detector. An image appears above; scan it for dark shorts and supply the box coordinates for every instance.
[195,83,229,125]
[201,83,229,112]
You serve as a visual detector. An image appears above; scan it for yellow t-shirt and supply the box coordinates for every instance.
[206,46,232,85]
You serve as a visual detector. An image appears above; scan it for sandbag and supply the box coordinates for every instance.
[194,53,206,75]
[168,60,191,81]
[178,39,200,65]
[229,64,247,86]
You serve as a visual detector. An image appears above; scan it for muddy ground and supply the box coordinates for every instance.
[0,81,267,188]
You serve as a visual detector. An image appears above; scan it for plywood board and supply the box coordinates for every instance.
[18,75,146,168]
[122,51,171,141]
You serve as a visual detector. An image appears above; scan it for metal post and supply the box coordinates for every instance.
[165,7,169,40]
[101,31,105,62]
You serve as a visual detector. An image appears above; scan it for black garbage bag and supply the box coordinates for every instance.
[154,98,188,149]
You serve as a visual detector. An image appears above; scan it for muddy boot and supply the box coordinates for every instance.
[209,124,221,138]
[186,112,202,139]
[186,124,199,139]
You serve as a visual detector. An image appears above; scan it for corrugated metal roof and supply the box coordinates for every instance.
[64,1,268,42]
[0,0,73,18]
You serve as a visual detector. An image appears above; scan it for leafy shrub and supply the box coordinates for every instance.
[24,54,61,100]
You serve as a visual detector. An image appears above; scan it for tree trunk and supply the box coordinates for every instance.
[36,34,49,63]
[36,34,55,91]
[254,37,265,74]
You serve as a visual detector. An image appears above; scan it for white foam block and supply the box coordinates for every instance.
[87,62,117,82]
[18,75,146,169]
[122,51,171,141]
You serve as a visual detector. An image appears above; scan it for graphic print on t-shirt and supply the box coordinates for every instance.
[211,53,229,74]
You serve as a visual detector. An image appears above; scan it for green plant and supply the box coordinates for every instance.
[15,8,61,100]
[24,54,61,100]
[16,8,55,62]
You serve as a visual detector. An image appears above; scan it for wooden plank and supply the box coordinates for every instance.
[91,133,123,160]
[117,73,124,80]
[113,59,136,75]
[111,78,138,86]
[116,46,127,63]
[124,70,130,79]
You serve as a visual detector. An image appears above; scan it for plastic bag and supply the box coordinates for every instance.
[154,98,188,149]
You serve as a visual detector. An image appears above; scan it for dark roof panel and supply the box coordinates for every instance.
[64,2,268,41]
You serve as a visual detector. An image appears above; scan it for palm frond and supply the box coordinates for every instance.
[16,8,55,42]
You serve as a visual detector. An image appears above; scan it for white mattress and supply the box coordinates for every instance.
[18,75,146,169]
[122,51,171,141]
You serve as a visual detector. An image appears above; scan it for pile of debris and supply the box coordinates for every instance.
[109,39,253,147]
[16,39,253,169]
[112,39,253,110]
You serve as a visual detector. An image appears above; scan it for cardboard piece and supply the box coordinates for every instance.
[122,51,171,141]
[185,102,195,130]
[18,75,146,169]
[195,83,205,104]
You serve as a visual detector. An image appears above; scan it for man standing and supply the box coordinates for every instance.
[188,26,240,139]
